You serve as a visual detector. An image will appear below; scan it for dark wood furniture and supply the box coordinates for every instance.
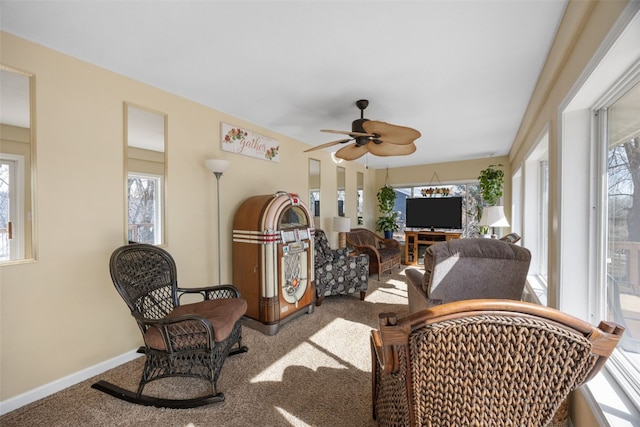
[346,228,401,280]
[403,230,461,265]
[92,243,248,408]
[371,299,624,426]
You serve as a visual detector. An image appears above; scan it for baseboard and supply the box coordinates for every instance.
[0,349,142,416]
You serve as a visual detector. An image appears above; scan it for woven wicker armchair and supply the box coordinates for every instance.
[371,299,624,427]
[314,229,369,306]
[92,244,249,408]
[346,228,401,280]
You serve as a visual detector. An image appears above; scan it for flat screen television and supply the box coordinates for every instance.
[405,197,463,230]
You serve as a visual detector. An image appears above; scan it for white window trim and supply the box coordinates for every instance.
[127,172,163,245]
[558,3,640,424]
[523,129,549,286]
[511,167,522,238]
[0,153,25,261]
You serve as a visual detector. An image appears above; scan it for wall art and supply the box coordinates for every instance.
[221,122,279,162]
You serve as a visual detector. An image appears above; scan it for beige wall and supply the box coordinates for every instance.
[0,31,375,401]
[0,3,631,421]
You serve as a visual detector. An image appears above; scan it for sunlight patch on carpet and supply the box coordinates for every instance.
[308,318,373,371]
[366,278,408,305]
[250,340,347,383]
[275,406,312,426]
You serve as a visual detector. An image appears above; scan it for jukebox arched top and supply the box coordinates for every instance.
[279,205,309,229]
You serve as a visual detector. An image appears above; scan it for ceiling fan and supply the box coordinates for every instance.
[305,99,421,161]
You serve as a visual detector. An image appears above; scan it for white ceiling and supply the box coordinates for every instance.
[0,0,568,169]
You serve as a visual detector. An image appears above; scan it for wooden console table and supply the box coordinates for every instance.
[403,230,462,265]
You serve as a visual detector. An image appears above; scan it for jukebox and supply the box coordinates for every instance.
[232,192,315,335]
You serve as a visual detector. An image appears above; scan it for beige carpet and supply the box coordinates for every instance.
[0,268,411,427]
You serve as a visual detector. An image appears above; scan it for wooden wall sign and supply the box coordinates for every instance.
[221,122,280,162]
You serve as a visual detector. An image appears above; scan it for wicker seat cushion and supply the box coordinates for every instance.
[145,298,247,348]
[377,247,400,261]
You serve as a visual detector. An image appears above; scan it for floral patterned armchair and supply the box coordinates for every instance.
[313,229,369,306]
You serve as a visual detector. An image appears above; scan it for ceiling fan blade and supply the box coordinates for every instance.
[367,141,417,157]
[362,121,421,145]
[303,138,352,153]
[334,143,371,161]
[321,129,373,137]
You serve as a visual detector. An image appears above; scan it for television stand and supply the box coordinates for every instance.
[403,230,462,265]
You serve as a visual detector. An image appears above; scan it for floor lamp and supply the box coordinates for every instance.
[205,159,230,285]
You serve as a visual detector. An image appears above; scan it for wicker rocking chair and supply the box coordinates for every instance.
[371,299,624,426]
[92,244,249,408]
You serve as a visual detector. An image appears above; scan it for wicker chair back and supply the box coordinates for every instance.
[371,299,624,426]
[110,244,178,320]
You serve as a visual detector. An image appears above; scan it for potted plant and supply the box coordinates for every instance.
[375,185,399,238]
[477,164,505,235]
[376,212,400,238]
[478,164,504,206]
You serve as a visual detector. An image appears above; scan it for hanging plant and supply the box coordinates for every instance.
[478,164,504,206]
[376,184,398,234]
[376,185,396,215]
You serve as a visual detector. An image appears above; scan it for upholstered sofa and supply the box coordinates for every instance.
[346,228,402,280]
[314,229,369,306]
[406,237,531,314]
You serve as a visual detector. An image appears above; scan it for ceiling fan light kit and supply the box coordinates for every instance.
[304,99,421,160]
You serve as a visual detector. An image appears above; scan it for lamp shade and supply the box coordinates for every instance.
[478,206,510,227]
[205,159,230,173]
[333,216,351,233]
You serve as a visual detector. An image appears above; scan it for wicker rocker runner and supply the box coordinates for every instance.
[92,244,249,408]
[370,299,624,427]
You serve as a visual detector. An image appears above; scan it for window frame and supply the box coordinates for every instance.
[533,3,640,422]
[127,172,163,245]
[558,42,640,422]
[594,78,640,408]
[523,132,549,287]
[0,154,25,261]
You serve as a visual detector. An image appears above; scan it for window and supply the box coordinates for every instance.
[0,155,25,261]
[392,183,482,238]
[557,5,640,422]
[128,173,162,244]
[523,132,549,286]
[601,79,640,402]
[538,157,549,283]
[310,191,320,217]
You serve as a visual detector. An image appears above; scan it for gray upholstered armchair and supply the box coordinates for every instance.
[406,238,531,314]
[314,229,369,306]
